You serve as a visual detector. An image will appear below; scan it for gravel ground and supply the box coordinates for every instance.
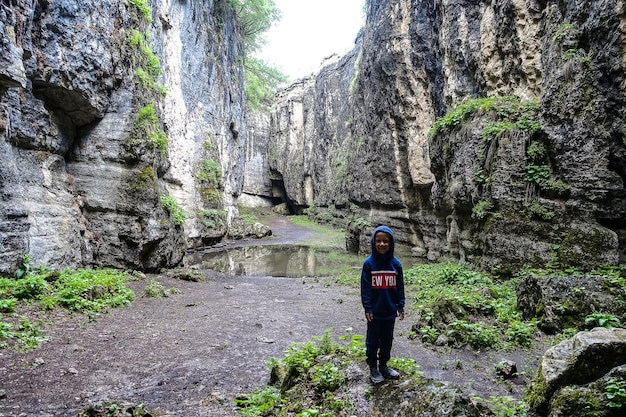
[0,215,546,416]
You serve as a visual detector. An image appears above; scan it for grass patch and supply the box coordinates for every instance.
[289,215,345,249]
[405,261,537,350]
[0,267,136,351]
[236,328,376,416]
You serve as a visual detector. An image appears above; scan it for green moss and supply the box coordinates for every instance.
[129,166,157,191]
[199,209,227,229]
[540,179,571,198]
[528,202,555,221]
[524,370,549,413]
[550,386,607,417]
[429,96,540,138]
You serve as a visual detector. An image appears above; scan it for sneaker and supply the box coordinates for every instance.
[370,367,384,384]
[380,365,400,379]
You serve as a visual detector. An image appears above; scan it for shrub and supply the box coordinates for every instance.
[312,363,344,393]
[1,267,136,351]
[405,262,536,350]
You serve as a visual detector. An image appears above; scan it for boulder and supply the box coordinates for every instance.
[526,327,626,416]
[517,274,626,333]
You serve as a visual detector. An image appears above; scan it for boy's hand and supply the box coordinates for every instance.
[365,312,374,322]
[398,311,405,320]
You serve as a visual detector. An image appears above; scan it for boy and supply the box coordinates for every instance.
[360,225,405,384]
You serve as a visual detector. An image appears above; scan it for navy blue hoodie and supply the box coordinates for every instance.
[360,225,405,320]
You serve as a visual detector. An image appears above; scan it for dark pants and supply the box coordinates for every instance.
[365,317,396,368]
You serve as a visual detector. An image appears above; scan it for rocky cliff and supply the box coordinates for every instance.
[1,0,246,274]
[248,0,626,273]
[2,0,625,275]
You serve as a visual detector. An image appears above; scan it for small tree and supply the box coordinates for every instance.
[245,56,288,108]
[227,0,287,107]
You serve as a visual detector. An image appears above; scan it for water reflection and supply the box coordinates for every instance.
[184,244,361,277]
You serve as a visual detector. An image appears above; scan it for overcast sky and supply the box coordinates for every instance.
[257,0,366,80]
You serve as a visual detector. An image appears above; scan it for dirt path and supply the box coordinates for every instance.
[0,216,543,417]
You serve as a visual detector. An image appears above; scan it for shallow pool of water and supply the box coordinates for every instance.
[184,244,363,277]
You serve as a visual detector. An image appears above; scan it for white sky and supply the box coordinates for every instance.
[257,0,366,80]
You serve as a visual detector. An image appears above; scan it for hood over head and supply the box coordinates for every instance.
[370,225,395,261]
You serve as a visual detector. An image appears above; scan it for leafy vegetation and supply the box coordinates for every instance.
[528,202,555,221]
[130,104,169,154]
[584,312,621,329]
[198,159,223,188]
[483,121,516,142]
[479,395,528,417]
[0,267,136,350]
[245,56,289,109]
[605,378,626,408]
[128,0,152,23]
[200,208,228,229]
[524,164,551,186]
[235,329,376,416]
[406,261,537,349]
[428,96,540,138]
[472,199,494,220]
[226,0,287,107]
[160,194,187,225]
[227,0,281,51]
[127,29,166,96]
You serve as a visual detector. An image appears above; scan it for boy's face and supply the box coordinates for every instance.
[374,232,391,255]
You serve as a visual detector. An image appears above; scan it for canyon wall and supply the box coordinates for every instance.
[248,0,626,273]
[2,0,624,275]
[0,0,245,274]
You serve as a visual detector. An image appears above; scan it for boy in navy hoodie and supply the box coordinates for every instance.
[360,225,405,384]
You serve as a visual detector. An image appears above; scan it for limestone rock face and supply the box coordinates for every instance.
[248,0,626,271]
[0,0,246,273]
[517,274,626,333]
[264,52,359,211]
